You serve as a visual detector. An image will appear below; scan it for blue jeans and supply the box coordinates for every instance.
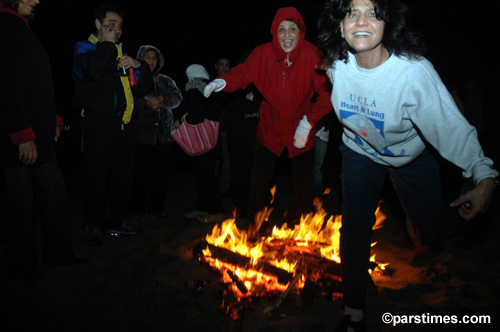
[313,137,329,198]
[339,145,443,309]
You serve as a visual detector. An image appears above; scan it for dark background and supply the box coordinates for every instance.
[27,0,488,97]
[27,0,496,136]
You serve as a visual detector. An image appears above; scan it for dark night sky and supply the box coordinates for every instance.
[28,0,493,122]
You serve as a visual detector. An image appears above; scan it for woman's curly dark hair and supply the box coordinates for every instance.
[317,0,425,67]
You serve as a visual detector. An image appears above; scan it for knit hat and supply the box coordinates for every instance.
[186,64,209,81]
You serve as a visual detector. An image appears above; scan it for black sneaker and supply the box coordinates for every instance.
[107,224,143,237]
[333,315,367,332]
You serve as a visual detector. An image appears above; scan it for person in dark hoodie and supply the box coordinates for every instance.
[0,0,88,279]
[224,51,262,219]
[204,7,332,234]
[128,45,183,219]
[72,3,153,244]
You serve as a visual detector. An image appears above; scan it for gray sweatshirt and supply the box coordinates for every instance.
[327,52,497,185]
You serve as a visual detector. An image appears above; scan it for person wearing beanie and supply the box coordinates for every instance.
[186,64,210,81]
[173,64,224,223]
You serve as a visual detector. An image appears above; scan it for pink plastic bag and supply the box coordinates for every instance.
[171,119,219,156]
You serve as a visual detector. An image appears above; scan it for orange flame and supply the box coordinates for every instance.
[201,188,388,318]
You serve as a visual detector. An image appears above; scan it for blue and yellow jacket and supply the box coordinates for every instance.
[72,33,153,133]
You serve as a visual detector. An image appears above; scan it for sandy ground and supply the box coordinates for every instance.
[1,144,499,332]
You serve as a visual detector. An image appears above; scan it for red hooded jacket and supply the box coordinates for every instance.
[220,7,332,158]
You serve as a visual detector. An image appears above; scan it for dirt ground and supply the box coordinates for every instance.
[1,145,499,332]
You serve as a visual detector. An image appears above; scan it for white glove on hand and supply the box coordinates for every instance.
[203,79,226,98]
[293,115,312,149]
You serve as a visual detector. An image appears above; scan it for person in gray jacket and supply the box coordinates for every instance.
[128,45,182,219]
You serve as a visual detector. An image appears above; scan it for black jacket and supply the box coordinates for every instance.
[72,35,153,135]
[0,11,58,166]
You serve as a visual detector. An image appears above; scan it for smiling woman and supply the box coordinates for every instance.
[317,1,498,331]
[340,0,387,68]
[203,6,332,235]
[277,20,300,55]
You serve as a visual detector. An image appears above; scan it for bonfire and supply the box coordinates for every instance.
[196,186,387,320]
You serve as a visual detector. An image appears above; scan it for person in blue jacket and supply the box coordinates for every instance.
[72,3,153,245]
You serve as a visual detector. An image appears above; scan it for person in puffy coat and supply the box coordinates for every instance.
[128,45,183,219]
[204,7,332,232]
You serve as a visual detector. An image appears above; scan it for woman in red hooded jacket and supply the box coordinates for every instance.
[204,7,332,232]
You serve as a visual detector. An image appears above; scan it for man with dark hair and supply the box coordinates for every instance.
[93,2,125,24]
[72,3,153,244]
[214,55,230,77]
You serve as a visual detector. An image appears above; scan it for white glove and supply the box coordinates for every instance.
[203,79,226,98]
[293,115,312,149]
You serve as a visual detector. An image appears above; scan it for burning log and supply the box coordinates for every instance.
[226,270,248,294]
[197,239,379,294]
[262,274,301,315]
[263,239,343,278]
[192,193,390,323]
[197,241,294,285]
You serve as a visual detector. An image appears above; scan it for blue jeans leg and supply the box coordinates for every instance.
[313,137,328,198]
[388,149,444,247]
[339,146,444,309]
[339,145,387,309]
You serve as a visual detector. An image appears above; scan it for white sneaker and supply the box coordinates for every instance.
[184,210,209,219]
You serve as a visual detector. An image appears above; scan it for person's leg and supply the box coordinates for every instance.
[83,132,115,232]
[192,149,223,215]
[147,144,174,216]
[248,143,278,231]
[107,131,137,230]
[128,144,153,217]
[339,145,387,311]
[313,137,329,198]
[389,149,444,249]
[218,128,231,195]
[3,166,37,277]
[235,150,254,218]
[33,155,76,266]
[288,148,315,224]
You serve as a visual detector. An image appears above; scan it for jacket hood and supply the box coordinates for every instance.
[270,7,306,57]
[136,45,164,75]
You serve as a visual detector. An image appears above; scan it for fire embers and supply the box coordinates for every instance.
[194,195,388,321]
